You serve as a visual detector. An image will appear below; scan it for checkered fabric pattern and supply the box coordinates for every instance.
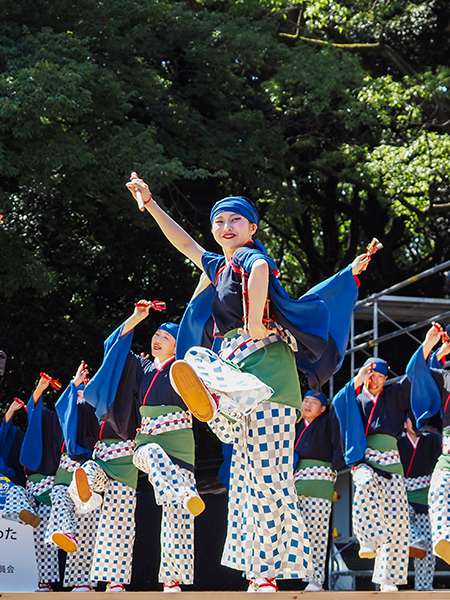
[93,439,135,461]
[364,448,401,467]
[90,479,136,584]
[352,464,409,585]
[298,496,332,586]
[58,454,82,472]
[139,411,192,436]
[26,474,55,497]
[64,506,101,588]
[46,484,76,544]
[429,467,450,558]
[133,443,196,583]
[133,443,197,504]
[208,413,236,443]
[405,475,432,492]
[221,401,313,580]
[2,484,37,524]
[33,502,60,584]
[408,504,435,591]
[294,465,337,485]
[184,347,273,419]
[159,502,194,584]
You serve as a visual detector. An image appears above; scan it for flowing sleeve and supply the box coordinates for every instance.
[332,381,367,466]
[84,324,134,419]
[0,418,18,479]
[406,346,443,430]
[55,382,92,462]
[19,395,45,472]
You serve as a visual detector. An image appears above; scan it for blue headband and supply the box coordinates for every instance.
[210,196,260,228]
[157,322,179,340]
[363,357,389,376]
[304,390,328,406]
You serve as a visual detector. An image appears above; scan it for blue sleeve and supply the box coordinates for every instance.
[176,284,215,360]
[201,252,225,286]
[55,382,91,462]
[406,346,442,430]
[307,265,358,372]
[332,381,367,466]
[0,419,18,480]
[430,350,445,370]
[19,395,45,472]
[232,246,278,275]
[84,323,134,420]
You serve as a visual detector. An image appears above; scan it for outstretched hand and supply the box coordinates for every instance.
[74,361,89,387]
[352,254,371,275]
[4,398,25,423]
[353,362,374,390]
[126,176,152,207]
[422,322,444,359]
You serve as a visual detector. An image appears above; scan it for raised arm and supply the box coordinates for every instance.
[32,374,51,406]
[422,323,444,360]
[120,300,153,337]
[4,399,24,423]
[126,177,206,270]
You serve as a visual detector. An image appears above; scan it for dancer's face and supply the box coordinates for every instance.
[151,329,176,362]
[365,371,387,396]
[302,396,326,421]
[211,211,257,258]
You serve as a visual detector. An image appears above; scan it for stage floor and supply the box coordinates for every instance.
[0,593,447,598]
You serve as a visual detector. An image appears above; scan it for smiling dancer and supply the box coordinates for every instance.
[74,302,203,592]
[127,177,367,592]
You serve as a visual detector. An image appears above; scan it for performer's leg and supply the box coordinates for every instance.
[133,443,204,516]
[299,496,332,589]
[429,467,450,563]
[352,464,391,556]
[90,479,136,585]
[413,510,435,591]
[159,492,195,585]
[223,402,312,584]
[372,474,409,587]
[46,484,77,552]
[34,503,60,584]
[2,484,41,527]
[63,506,101,590]
[68,460,108,512]
[172,347,273,421]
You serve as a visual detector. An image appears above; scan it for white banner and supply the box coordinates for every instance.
[0,476,38,592]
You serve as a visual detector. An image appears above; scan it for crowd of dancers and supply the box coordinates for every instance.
[1,175,450,593]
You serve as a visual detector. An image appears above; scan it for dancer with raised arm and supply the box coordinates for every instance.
[127,177,368,592]
[73,300,203,592]
[3,374,63,592]
[406,323,450,566]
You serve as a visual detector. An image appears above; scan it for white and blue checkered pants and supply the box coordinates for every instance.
[133,443,196,584]
[429,468,450,558]
[210,402,312,580]
[63,506,101,588]
[408,503,435,591]
[46,484,76,543]
[73,460,136,584]
[2,485,59,584]
[352,464,409,585]
[298,496,332,586]
[184,346,273,418]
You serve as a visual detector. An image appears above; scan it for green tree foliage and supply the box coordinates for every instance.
[0,0,449,405]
